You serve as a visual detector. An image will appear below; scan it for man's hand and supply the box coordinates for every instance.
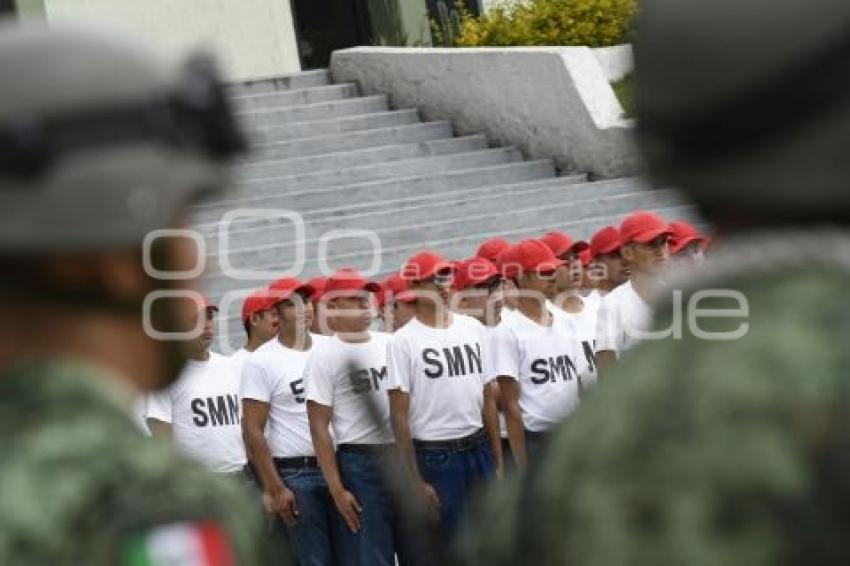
[331,487,363,533]
[265,486,299,526]
[419,481,441,514]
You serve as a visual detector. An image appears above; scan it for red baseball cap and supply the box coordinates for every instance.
[668,221,710,255]
[540,231,589,258]
[241,288,275,322]
[476,237,511,263]
[400,251,455,282]
[377,273,416,309]
[590,226,622,258]
[268,277,314,305]
[505,239,565,277]
[323,268,381,299]
[579,248,593,267]
[620,211,673,245]
[306,276,328,303]
[452,257,500,291]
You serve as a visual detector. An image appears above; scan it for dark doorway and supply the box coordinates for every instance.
[290,0,374,69]
[0,0,16,17]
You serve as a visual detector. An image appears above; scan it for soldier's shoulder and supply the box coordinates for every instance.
[0,360,270,564]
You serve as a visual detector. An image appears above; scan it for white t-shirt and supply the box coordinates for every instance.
[240,335,329,458]
[387,314,493,441]
[230,347,250,368]
[595,281,652,356]
[488,322,516,440]
[132,396,151,436]
[304,332,394,445]
[500,308,586,433]
[146,352,247,473]
[557,291,601,386]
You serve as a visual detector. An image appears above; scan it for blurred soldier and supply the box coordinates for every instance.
[458,0,850,564]
[0,23,271,564]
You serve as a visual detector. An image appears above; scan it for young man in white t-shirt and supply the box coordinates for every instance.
[588,225,630,295]
[387,251,497,539]
[495,240,587,470]
[240,277,334,566]
[230,287,279,368]
[307,276,335,336]
[668,220,710,266]
[596,211,672,374]
[450,256,508,476]
[146,297,247,475]
[304,268,412,566]
[376,272,416,333]
[540,232,600,385]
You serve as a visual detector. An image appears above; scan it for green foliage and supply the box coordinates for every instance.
[456,0,638,48]
[430,0,465,47]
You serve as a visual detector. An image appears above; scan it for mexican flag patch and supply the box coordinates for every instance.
[123,521,235,566]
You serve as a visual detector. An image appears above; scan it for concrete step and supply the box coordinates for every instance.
[195,175,588,240]
[197,175,591,251]
[238,95,389,129]
[227,69,331,96]
[236,135,487,179]
[203,189,685,280]
[233,83,358,112]
[205,176,636,257]
[246,110,423,147]
[222,147,523,200]
[200,200,698,303]
[189,160,556,224]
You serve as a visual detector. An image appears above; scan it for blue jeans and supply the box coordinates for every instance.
[524,429,553,468]
[334,449,422,566]
[276,465,336,566]
[415,438,495,538]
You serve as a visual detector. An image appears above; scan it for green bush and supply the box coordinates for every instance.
[456,0,638,48]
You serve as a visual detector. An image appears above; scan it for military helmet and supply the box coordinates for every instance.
[635,0,850,222]
[0,22,245,252]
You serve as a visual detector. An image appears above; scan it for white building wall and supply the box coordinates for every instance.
[42,0,301,80]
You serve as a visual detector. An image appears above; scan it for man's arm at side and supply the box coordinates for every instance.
[307,400,362,533]
[482,382,504,478]
[241,399,298,526]
[389,389,440,511]
[498,376,528,471]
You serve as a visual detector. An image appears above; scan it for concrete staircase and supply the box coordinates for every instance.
[196,69,697,351]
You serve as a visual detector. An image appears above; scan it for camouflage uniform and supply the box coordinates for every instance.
[457,232,850,565]
[0,359,272,564]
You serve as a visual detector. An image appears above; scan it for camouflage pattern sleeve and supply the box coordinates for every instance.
[456,269,850,566]
[0,361,279,565]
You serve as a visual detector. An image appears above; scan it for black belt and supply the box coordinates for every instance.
[524,429,552,441]
[413,428,487,452]
[338,443,396,455]
[273,456,319,469]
